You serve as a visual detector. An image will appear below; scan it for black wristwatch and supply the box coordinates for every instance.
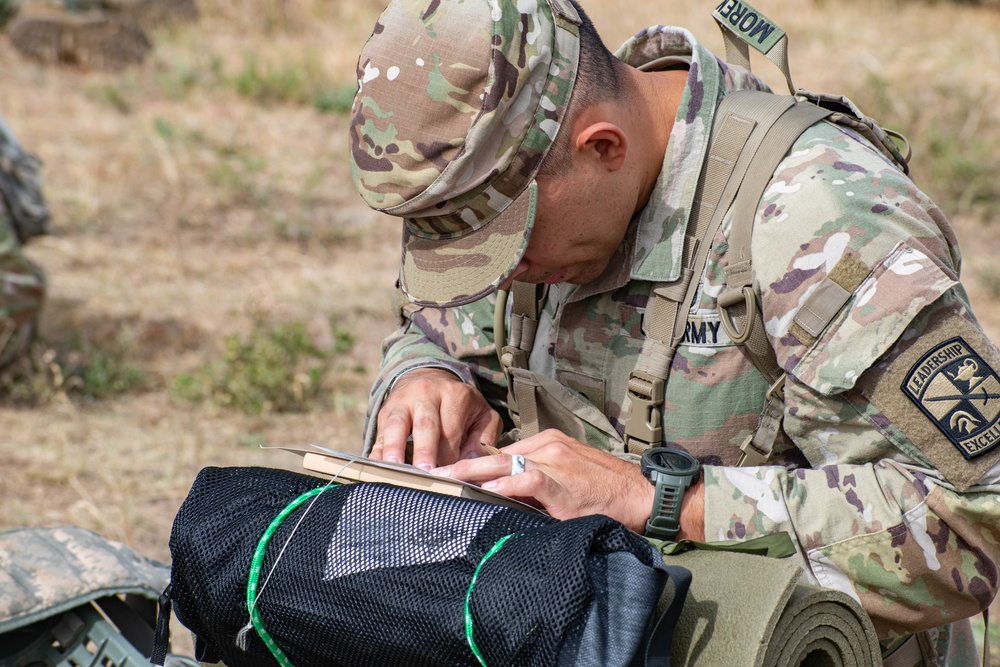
[640,447,701,540]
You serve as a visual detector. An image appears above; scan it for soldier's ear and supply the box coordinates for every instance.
[574,122,628,172]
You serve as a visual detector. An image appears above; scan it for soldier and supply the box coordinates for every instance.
[2,0,198,70]
[349,0,1000,663]
[0,114,46,371]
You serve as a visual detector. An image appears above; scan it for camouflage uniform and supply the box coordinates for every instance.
[0,192,44,370]
[352,3,998,664]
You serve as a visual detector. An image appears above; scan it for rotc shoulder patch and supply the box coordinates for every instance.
[901,337,1000,460]
[858,297,1000,491]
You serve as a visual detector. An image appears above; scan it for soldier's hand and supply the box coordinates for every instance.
[371,367,503,471]
[432,429,705,539]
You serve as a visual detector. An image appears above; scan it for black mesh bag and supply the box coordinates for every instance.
[157,466,689,667]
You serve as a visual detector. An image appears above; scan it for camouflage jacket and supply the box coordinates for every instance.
[366,27,998,662]
[0,192,45,369]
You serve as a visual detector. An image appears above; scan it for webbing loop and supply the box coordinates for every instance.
[717,285,757,345]
[736,374,785,467]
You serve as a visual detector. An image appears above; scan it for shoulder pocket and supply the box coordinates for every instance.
[791,243,957,395]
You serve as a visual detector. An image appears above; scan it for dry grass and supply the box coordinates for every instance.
[1,0,999,657]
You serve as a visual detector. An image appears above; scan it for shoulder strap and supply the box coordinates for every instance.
[496,282,548,433]
[625,91,831,459]
[712,1,911,174]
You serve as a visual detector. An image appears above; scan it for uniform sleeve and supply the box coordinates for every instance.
[702,121,1000,639]
[362,289,509,452]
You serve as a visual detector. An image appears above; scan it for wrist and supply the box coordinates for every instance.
[389,365,464,394]
[677,478,705,542]
[640,447,701,541]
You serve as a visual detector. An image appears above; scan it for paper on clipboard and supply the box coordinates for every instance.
[271,444,543,514]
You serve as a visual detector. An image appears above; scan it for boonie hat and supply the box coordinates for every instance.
[349,0,582,307]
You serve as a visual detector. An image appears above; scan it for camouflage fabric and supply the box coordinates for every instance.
[365,24,996,666]
[349,0,581,308]
[0,525,169,633]
[0,195,45,370]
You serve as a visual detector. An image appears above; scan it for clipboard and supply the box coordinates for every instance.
[274,444,543,514]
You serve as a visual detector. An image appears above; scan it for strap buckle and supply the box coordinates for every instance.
[625,370,665,452]
[736,375,786,467]
[736,433,770,467]
[766,374,785,402]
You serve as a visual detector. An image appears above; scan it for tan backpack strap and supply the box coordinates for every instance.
[627,91,832,461]
[713,0,796,95]
[496,281,548,432]
[624,91,796,455]
[709,99,831,466]
[719,100,831,381]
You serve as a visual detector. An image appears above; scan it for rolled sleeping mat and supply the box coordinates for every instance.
[661,549,880,666]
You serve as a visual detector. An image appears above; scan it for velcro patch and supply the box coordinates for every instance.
[902,337,1000,460]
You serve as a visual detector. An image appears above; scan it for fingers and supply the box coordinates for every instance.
[457,408,504,460]
[434,452,523,485]
[374,368,498,470]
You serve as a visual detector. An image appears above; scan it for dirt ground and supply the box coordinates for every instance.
[1,0,999,658]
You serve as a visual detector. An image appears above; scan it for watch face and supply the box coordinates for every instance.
[646,447,700,476]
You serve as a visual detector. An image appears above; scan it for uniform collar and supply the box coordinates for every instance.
[566,27,770,302]
[617,26,769,284]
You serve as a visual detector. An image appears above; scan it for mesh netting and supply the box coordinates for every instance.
[168,466,666,667]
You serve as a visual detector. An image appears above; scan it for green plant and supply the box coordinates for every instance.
[0,0,17,27]
[172,313,355,416]
[0,331,148,405]
[232,54,308,105]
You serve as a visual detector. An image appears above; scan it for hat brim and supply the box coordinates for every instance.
[399,181,537,308]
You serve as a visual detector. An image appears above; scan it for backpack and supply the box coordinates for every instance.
[0,114,50,244]
[154,466,692,667]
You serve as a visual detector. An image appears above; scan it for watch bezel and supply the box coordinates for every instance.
[641,446,700,480]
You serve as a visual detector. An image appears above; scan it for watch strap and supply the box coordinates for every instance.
[645,472,688,540]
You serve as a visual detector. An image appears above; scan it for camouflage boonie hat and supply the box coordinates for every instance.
[350,0,582,307]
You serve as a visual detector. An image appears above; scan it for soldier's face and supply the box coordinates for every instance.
[504,170,634,287]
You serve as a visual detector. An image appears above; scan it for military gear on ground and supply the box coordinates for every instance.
[0,525,196,667]
[0,114,45,371]
[158,466,689,667]
[0,115,49,245]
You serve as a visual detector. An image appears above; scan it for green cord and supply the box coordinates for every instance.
[464,533,519,667]
[247,485,335,667]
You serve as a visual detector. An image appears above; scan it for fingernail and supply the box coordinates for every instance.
[415,462,432,472]
[432,465,452,477]
[482,481,498,490]
[386,455,400,463]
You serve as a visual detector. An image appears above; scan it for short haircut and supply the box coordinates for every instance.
[538,0,625,178]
